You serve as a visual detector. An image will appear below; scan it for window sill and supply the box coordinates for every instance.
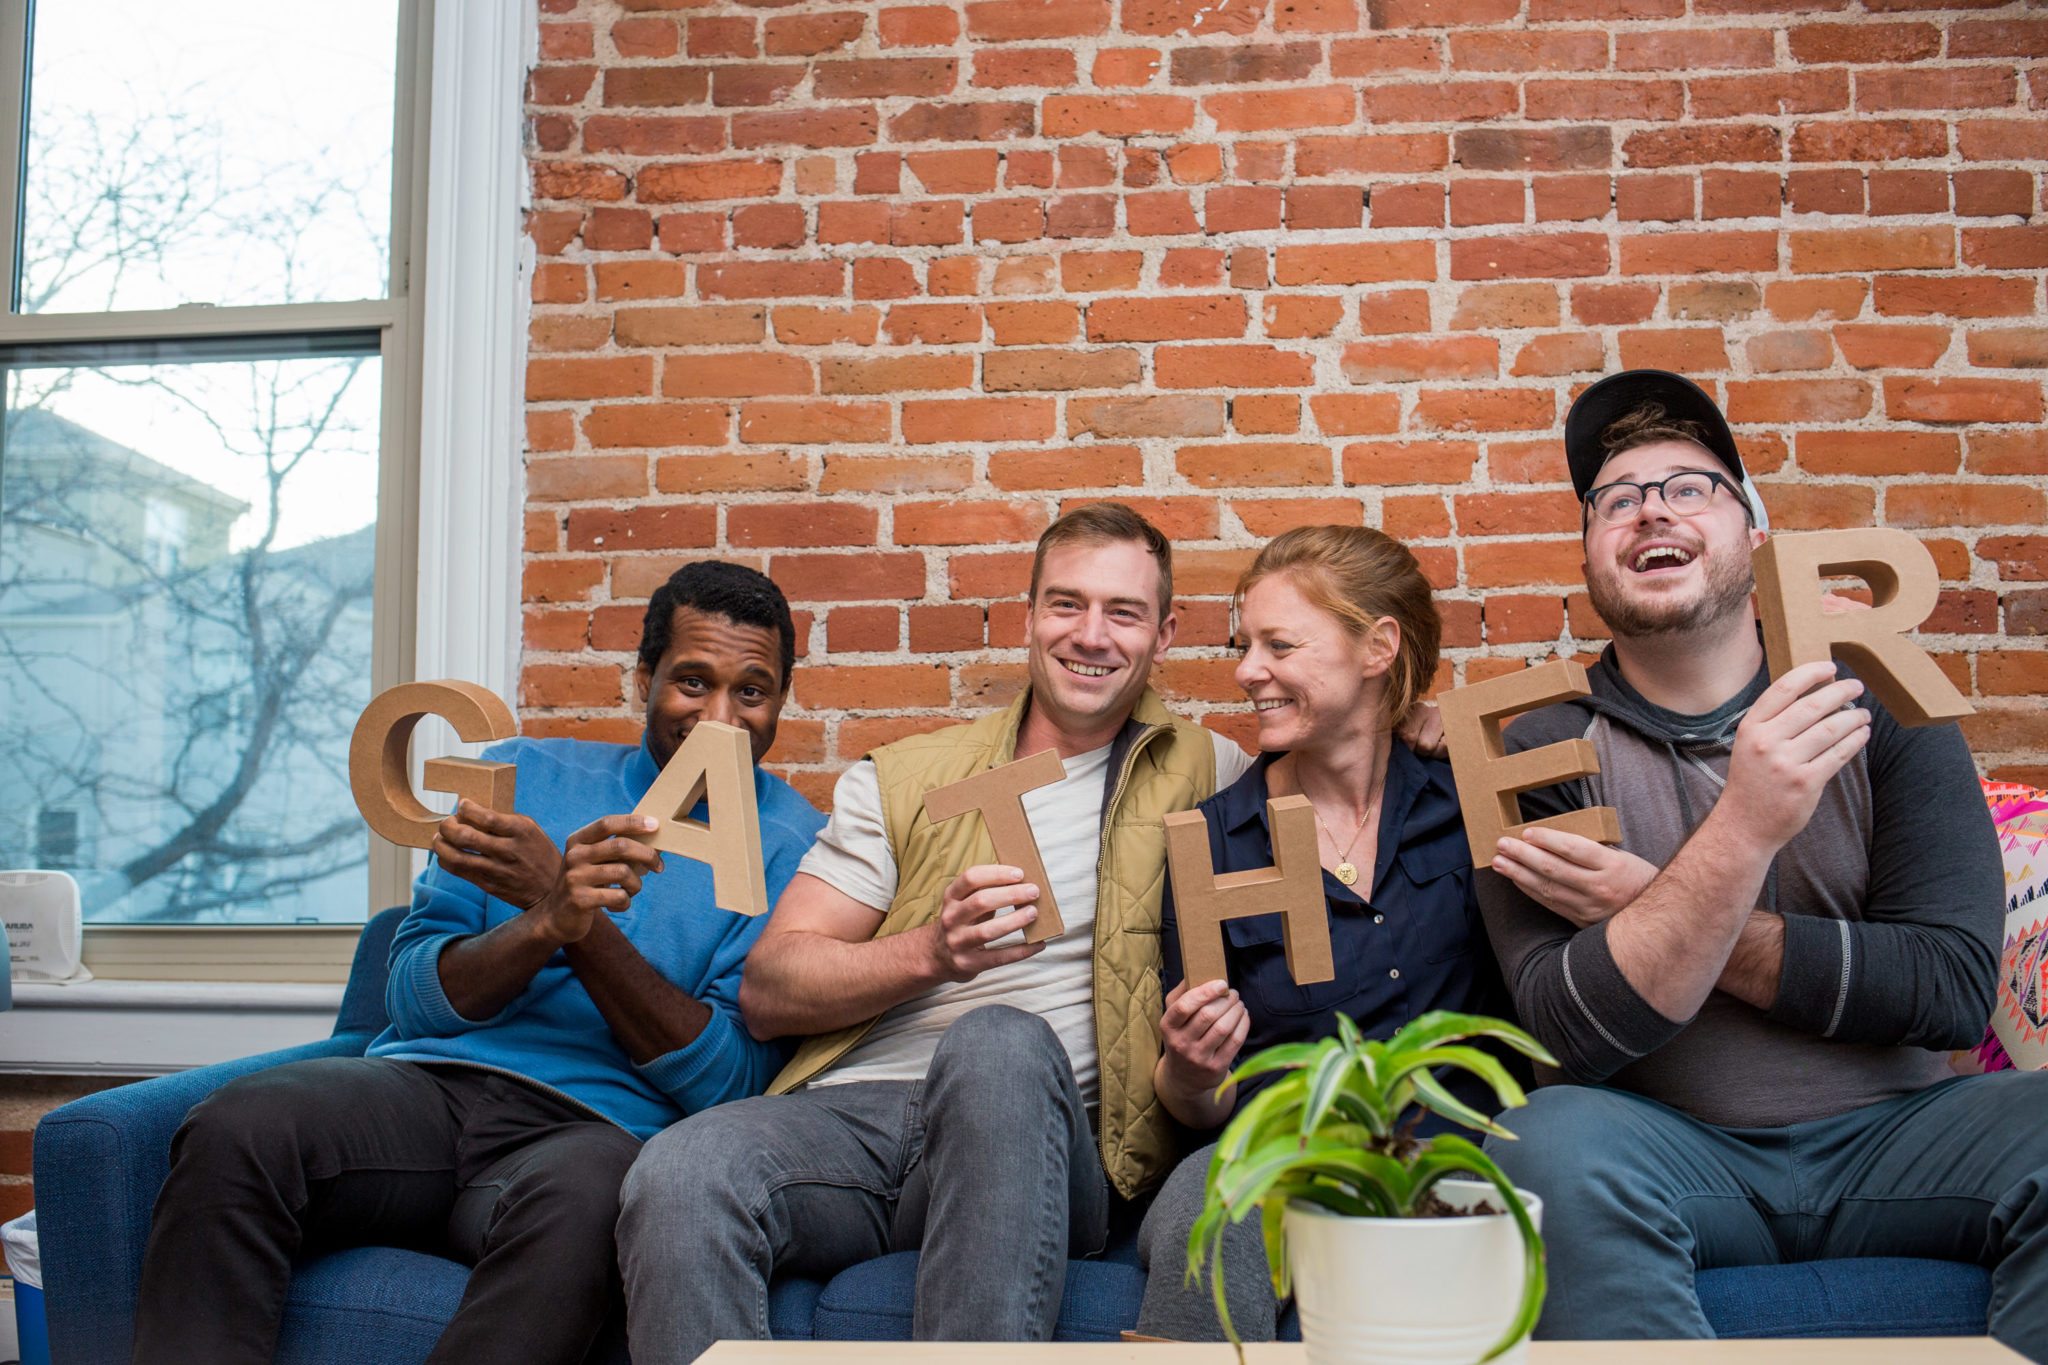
[0,978,344,1075]
[82,923,363,983]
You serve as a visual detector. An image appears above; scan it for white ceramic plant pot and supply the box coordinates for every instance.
[1285,1177,1544,1365]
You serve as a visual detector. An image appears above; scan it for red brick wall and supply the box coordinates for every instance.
[522,0,2048,807]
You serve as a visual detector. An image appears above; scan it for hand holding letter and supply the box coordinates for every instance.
[1718,660,1871,854]
[926,864,1048,984]
[1159,978,1249,1098]
[529,815,667,946]
[433,799,565,910]
[1493,826,1659,929]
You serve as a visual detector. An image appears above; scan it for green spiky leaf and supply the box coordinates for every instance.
[1387,1011,1557,1068]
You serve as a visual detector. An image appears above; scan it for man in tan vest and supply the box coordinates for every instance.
[617,503,1250,1361]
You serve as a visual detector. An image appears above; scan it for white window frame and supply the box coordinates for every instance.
[0,0,527,996]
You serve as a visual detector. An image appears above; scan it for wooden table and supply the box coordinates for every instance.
[698,1342,2027,1364]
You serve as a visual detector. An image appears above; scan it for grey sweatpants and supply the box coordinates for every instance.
[1136,1139,1279,1341]
[1485,1070,2048,1359]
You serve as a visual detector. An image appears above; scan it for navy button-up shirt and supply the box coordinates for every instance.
[1161,744,1515,1128]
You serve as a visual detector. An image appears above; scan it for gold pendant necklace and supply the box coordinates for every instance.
[1312,768,1384,890]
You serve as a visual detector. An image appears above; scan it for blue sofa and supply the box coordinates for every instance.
[35,907,1992,1362]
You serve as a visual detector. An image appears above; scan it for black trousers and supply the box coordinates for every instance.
[131,1056,642,1365]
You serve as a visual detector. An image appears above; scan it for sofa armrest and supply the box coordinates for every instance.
[33,1032,375,1365]
[334,906,406,1037]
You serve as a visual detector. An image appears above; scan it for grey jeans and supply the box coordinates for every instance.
[1485,1071,2048,1358]
[616,1005,1109,1364]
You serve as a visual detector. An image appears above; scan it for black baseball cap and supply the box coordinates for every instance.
[1564,369,1767,528]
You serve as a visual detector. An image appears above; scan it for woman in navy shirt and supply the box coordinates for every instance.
[1134,525,1515,1342]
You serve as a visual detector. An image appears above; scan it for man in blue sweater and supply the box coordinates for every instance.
[131,561,825,1365]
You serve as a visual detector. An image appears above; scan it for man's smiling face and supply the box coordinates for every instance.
[1583,439,1763,640]
[635,606,787,767]
[1024,539,1177,739]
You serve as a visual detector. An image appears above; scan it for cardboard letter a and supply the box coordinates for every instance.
[632,720,770,917]
[1437,659,1622,868]
[350,681,518,849]
[1166,795,1334,989]
[1752,528,1971,728]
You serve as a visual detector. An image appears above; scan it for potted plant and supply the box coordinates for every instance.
[1187,1010,1556,1365]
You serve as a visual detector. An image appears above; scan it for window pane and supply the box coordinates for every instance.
[20,4,401,314]
[0,343,381,924]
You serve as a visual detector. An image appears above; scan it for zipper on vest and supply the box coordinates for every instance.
[1093,720,1167,1181]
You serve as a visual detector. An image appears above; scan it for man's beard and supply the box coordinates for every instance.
[1586,544,1755,640]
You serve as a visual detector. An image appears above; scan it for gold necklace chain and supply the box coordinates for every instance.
[1308,763,1387,889]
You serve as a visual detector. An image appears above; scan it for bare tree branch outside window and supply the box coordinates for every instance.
[0,10,398,923]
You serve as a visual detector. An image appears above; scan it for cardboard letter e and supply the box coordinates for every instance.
[632,720,770,917]
[1437,659,1622,868]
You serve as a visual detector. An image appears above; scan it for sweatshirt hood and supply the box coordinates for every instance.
[1576,642,1771,751]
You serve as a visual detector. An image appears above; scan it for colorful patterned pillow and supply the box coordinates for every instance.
[1955,782,2048,1075]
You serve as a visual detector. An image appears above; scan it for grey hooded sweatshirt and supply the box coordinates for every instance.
[1477,646,2001,1129]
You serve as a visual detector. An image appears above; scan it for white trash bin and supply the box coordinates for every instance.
[2,1210,48,1365]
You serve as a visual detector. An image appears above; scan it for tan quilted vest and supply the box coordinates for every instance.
[766,687,1218,1199]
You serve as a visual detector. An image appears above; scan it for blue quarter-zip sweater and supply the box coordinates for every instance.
[368,735,824,1139]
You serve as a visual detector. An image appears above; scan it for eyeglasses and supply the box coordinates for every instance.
[1584,470,1735,525]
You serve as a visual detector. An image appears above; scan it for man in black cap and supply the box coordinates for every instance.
[1472,370,2048,1355]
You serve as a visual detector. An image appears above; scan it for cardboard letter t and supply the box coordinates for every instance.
[632,720,770,917]
[1165,795,1334,989]
[922,748,1068,943]
[349,681,519,850]
[1437,659,1622,869]
[1751,528,1972,728]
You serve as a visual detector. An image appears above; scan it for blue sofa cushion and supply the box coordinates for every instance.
[1697,1257,1991,1339]
[265,1248,1988,1358]
[1166,1260,1988,1345]
[278,1249,471,1365]
[277,1248,824,1363]
[768,1276,824,1340]
[809,1251,1148,1342]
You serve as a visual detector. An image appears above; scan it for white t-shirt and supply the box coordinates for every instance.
[796,729,1252,1105]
